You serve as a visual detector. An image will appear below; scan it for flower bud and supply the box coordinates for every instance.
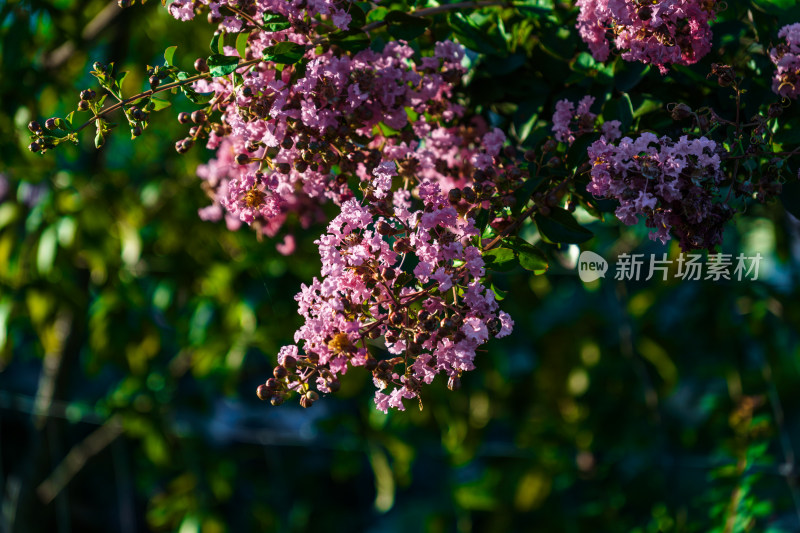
[277,162,291,174]
[270,394,285,406]
[365,357,378,371]
[306,390,319,402]
[281,136,294,149]
[283,355,297,370]
[191,110,207,124]
[44,118,57,130]
[300,396,313,408]
[257,384,271,401]
[273,366,288,379]
[80,89,96,101]
[670,103,692,121]
[28,120,42,133]
[376,220,394,235]
[148,75,160,89]
[462,186,477,203]
[266,378,279,390]
[235,153,251,165]
[178,112,190,124]
[78,100,90,111]
[448,188,462,204]
[194,57,209,73]
[768,103,783,118]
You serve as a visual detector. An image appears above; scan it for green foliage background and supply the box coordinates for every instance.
[2,0,800,531]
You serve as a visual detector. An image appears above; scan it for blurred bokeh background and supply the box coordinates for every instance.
[2,0,800,531]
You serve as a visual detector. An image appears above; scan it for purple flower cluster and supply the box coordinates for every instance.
[260,168,513,412]
[770,23,800,100]
[552,95,621,145]
[576,0,718,74]
[587,133,731,250]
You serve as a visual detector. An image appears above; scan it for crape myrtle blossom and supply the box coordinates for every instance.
[552,96,621,145]
[576,0,719,74]
[258,168,513,412]
[770,23,800,100]
[587,133,731,250]
[167,2,496,246]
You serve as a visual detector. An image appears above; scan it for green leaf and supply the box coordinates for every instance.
[385,11,430,41]
[150,97,171,111]
[503,236,549,274]
[448,12,504,55]
[164,45,177,67]
[262,42,307,64]
[210,31,223,54]
[348,4,367,30]
[207,54,240,77]
[484,248,518,272]
[534,207,594,244]
[64,111,75,129]
[617,92,634,131]
[235,32,250,59]
[37,225,58,275]
[513,175,545,215]
[262,11,291,32]
[490,282,507,301]
[566,132,601,170]
[329,30,371,53]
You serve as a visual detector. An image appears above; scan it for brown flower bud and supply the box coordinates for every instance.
[194,57,209,73]
[462,186,477,203]
[448,188,462,204]
[270,394,285,406]
[283,355,297,370]
[670,103,692,121]
[257,384,271,401]
[191,110,207,124]
[273,365,288,379]
[235,153,251,165]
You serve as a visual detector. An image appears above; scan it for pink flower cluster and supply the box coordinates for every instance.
[166,2,501,247]
[260,168,513,412]
[576,0,718,74]
[552,95,621,145]
[587,133,731,250]
[770,23,800,100]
